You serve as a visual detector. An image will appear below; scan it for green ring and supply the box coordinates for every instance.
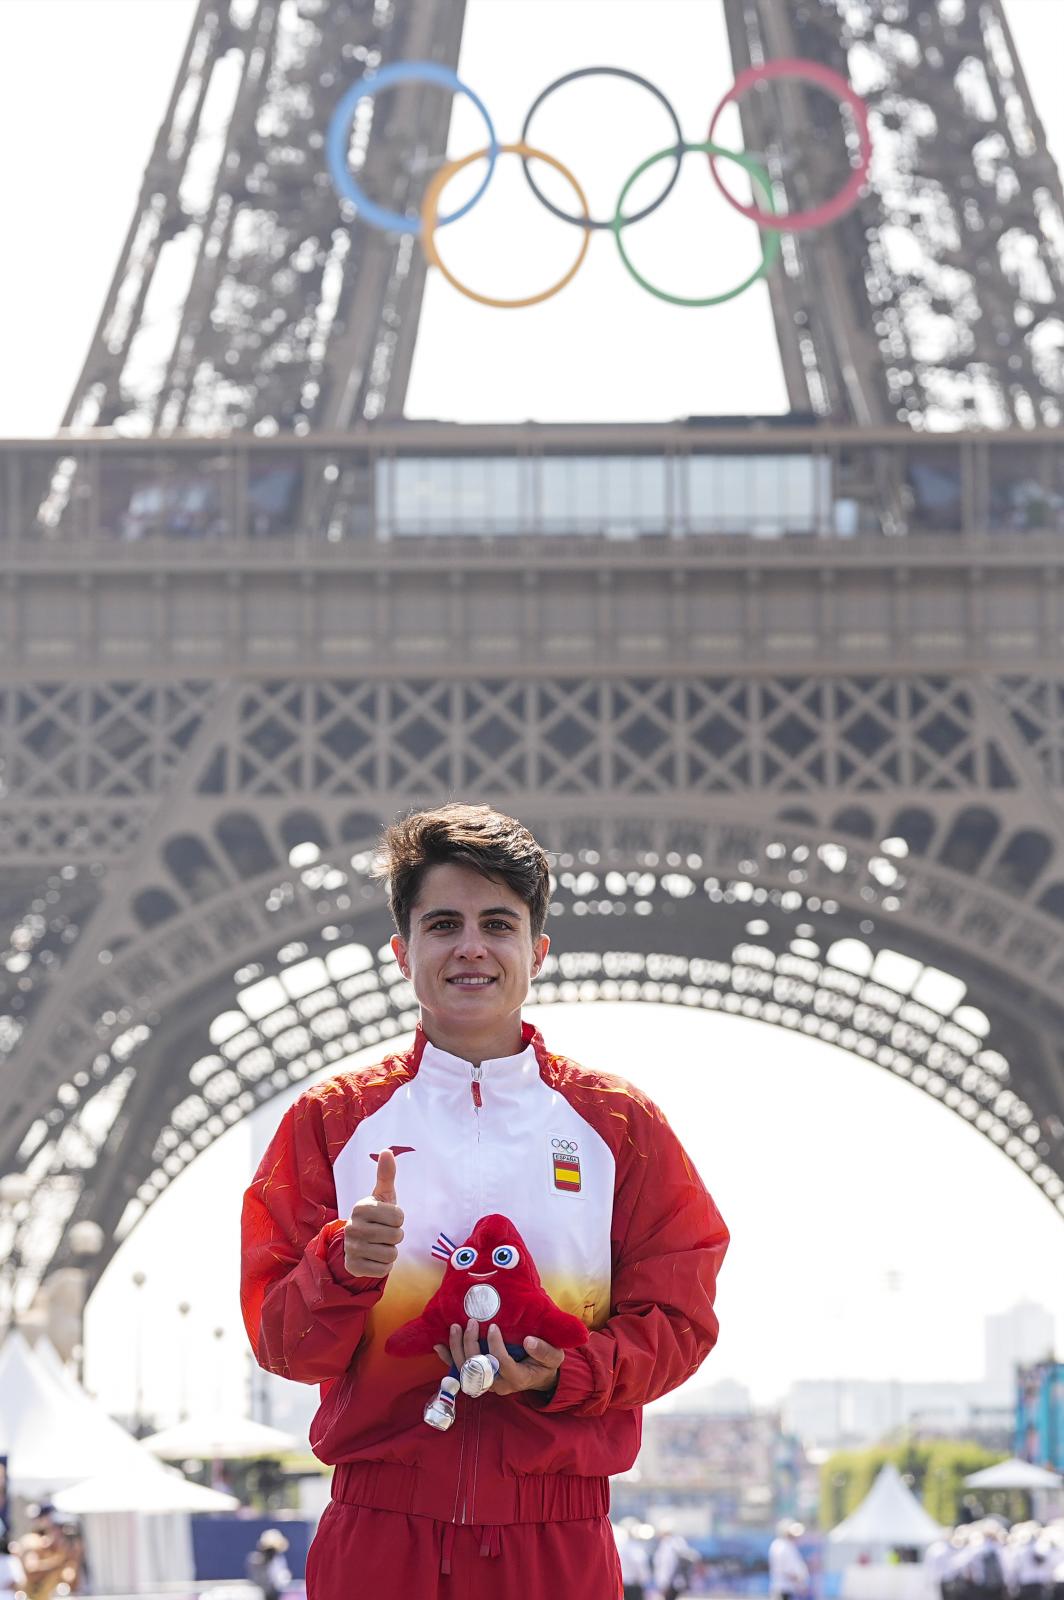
[611,140,781,308]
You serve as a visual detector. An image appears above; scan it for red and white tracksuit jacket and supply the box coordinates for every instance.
[241,1022,728,1556]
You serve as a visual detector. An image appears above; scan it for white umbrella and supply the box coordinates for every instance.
[52,1467,239,1515]
[964,1458,1063,1490]
[140,1414,297,1461]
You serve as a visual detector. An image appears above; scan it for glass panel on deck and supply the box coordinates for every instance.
[987,444,1064,534]
[539,456,666,535]
[247,455,301,537]
[906,446,962,534]
[384,457,529,534]
[685,453,826,536]
[97,452,235,540]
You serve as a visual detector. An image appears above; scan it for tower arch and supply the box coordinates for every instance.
[11,810,1062,1320]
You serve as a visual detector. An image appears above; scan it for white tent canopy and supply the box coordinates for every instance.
[828,1465,946,1569]
[141,1414,297,1461]
[964,1458,1063,1490]
[52,1468,237,1515]
[0,1329,235,1594]
[33,1336,84,1398]
[0,1329,162,1495]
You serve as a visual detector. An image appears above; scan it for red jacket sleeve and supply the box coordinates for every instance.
[240,1089,385,1384]
[542,1092,728,1417]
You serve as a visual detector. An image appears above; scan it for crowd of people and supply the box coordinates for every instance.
[612,1516,806,1600]
[925,1517,1064,1600]
[613,1511,1064,1600]
[0,1509,294,1600]
[614,1517,705,1600]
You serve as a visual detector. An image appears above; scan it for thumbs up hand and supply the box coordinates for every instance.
[344,1149,406,1279]
[373,1148,399,1205]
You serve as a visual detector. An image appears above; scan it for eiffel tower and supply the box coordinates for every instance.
[3,0,1064,1348]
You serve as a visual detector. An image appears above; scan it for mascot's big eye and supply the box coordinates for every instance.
[451,1246,478,1270]
[491,1245,520,1269]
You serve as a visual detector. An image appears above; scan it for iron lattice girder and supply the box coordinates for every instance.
[12,665,1064,1168]
[63,0,466,435]
[720,0,1064,427]
[0,661,1058,826]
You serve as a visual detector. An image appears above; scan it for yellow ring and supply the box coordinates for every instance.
[420,141,591,309]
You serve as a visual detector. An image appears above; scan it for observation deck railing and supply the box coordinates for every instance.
[1,424,1062,552]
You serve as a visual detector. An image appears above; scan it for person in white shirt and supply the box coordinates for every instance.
[769,1521,810,1600]
[0,1536,26,1600]
[614,1519,652,1600]
[924,1535,956,1600]
[1010,1531,1051,1600]
[942,1528,979,1600]
[1047,1534,1064,1600]
[967,1521,1008,1600]
[653,1521,700,1600]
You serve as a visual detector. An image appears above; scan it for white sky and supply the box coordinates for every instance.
[2,0,1063,1419]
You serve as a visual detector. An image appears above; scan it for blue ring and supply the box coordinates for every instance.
[326,61,498,235]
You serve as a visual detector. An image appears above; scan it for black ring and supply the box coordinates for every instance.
[519,66,685,231]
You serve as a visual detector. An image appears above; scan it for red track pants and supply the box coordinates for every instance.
[306,1502,623,1599]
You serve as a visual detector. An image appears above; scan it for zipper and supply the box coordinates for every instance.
[464,1403,483,1525]
[450,1391,469,1525]
[455,1060,485,1525]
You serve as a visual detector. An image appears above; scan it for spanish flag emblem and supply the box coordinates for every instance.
[552,1154,582,1193]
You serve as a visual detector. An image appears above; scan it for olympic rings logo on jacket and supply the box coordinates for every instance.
[325,59,873,310]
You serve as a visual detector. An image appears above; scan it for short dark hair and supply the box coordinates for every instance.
[376,803,551,940]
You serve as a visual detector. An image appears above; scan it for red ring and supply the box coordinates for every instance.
[707,57,872,232]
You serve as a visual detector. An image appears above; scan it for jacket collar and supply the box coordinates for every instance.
[408,1018,549,1082]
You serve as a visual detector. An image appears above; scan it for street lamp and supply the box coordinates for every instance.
[132,1270,147,1435]
[885,1269,902,1434]
[66,1219,104,1384]
[211,1327,229,1494]
[177,1301,191,1421]
[213,1325,226,1416]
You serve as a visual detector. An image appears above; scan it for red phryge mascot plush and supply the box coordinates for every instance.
[385,1214,589,1431]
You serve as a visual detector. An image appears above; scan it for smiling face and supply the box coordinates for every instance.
[390,861,549,1063]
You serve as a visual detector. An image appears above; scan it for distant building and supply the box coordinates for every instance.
[783,1302,1056,1451]
[985,1302,1055,1402]
[670,1378,754,1415]
[782,1379,1013,1451]
[612,1409,805,1535]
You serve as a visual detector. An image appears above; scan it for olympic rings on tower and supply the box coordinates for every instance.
[326,60,499,235]
[520,67,685,231]
[613,143,780,307]
[326,57,872,308]
[707,59,872,232]
[421,143,591,309]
